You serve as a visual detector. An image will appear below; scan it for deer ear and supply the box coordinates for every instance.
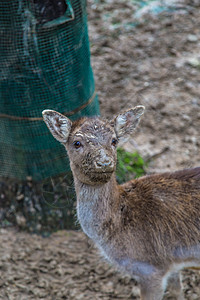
[113,106,145,143]
[42,110,72,143]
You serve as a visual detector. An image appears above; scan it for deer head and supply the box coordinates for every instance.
[42,106,145,185]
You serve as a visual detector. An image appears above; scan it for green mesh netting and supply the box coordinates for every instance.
[0,0,99,181]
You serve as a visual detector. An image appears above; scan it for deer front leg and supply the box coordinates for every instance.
[140,276,165,300]
[139,271,184,300]
[165,272,184,300]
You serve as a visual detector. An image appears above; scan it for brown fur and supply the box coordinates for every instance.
[119,168,200,264]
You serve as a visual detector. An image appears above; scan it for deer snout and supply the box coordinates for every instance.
[94,149,114,172]
[96,159,112,167]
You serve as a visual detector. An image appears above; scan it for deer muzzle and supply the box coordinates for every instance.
[94,149,115,172]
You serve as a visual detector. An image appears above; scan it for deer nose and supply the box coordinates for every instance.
[96,160,112,167]
[94,150,114,171]
[95,159,114,171]
[94,149,114,171]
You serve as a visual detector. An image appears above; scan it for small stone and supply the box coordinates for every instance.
[187,34,198,42]
[191,98,199,106]
[187,57,200,68]
[184,136,197,144]
[16,214,26,228]
[102,281,114,293]
[16,194,24,201]
[144,81,150,87]
[36,223,42,231]
[182,114,191,122]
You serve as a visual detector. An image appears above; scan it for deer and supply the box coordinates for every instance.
[42,106,200,300]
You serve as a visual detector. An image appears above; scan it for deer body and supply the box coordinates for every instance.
[42,106,200,300]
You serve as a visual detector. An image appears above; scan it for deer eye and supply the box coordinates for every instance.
[73,141,82,149]
[111,138,118,147]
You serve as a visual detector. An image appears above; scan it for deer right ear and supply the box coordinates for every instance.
[112,106,145,143]
[42,110,72,143]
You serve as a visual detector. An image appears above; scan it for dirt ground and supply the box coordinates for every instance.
[1,0,200,299]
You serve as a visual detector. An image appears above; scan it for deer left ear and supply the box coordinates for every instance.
[42,110,72,143]
[113,106,145,143]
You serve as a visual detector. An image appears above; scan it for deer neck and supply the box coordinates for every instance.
[74,174,119,243]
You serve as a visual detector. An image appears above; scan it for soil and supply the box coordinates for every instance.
[1,0,200,299]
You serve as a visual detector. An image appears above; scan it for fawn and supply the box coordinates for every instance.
[42,106,200,300]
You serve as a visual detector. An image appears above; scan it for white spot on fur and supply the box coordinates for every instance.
[75,133,84,137]
[75,132,96,139]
